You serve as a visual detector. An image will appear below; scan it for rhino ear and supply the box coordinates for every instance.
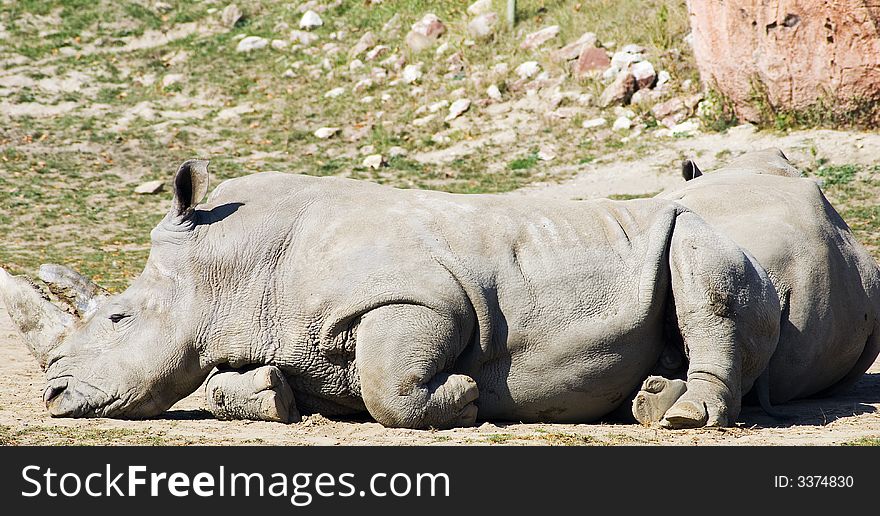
[681,159,703,181]
[0,267,75,370]
[171,159,210,217]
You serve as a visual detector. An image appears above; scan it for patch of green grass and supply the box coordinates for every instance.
[0,424,201,446]
[842,437,880,446]
[816,164,860,186]
[508,153,539,171]
[608,191,660,200]
[485,433,517,444]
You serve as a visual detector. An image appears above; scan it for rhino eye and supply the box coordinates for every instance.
[108,313,130,323]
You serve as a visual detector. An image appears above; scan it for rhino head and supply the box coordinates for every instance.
[0,160,214,418]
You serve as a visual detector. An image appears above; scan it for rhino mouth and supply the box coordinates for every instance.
[43,375,113,418]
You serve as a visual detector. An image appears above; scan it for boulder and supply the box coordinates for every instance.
[686,0,880,122]
[552,32,598,62]
[468,12,498,39]
[405,13,446,52]
[599,70,637,107]
[521,25,560,50]
[572,46,610,78]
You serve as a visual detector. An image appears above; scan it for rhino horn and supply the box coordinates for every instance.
[0,267,76,369]
[38,263,109,319]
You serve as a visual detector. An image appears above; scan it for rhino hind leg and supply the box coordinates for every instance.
[660,212,781,429]
[355,304,478,429]
[205,365,300,423]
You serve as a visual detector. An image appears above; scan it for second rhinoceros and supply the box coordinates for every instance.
[0,159,781,429]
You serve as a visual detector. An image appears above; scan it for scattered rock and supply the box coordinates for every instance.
[412,114,436,126]
[405,13,446,52]
[612,116,632,131]
[428,100,449,113]
[161,73,184,88]
[324,87,345,98]
[402,64,423,84]
[388,146,408,158]
[515,61,541,80]
[552,32,598,62]
[521,25,560,50]
[221,4,243,28]
[299,10,323,30]
[314,127,340,139]
[537,146,556,161]
[467,0,493,16]
[236,36,268,53]
[445,98,471,121]
[365,45,390,61]
[656,70,671,88]
[134,180,164,194]
[435,42,450,55]
[282,69,296,78]
[487,84,502,101]
[572,46,610,78]
[599,70,637,107]
[363,154,385,169]
[154,2,172,13]
[631,60,656,90]
[290,29,319,45]
[468,12,498,40]
[582,117,607,129]
[348,31,376,58]
[349,59,364,71]
[271,39,288,50]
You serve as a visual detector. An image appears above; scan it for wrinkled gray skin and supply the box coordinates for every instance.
[0,159,783,429]
[659,149,880,404]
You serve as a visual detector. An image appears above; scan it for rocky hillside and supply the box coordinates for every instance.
[1,0,877,289]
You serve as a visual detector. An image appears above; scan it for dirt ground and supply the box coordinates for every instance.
[2,127,879,446]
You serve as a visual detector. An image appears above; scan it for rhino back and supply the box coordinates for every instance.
[194,173,687,420]
[660,171,880,400]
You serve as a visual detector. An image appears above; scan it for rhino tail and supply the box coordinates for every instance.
[755,366,790,419]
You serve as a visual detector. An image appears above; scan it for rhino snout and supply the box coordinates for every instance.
[43,376,107,418]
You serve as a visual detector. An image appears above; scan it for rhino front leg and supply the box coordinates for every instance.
[205,365,300,423]
[355,304,478,429]
[661,212,780,428]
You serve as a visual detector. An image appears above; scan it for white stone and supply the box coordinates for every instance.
[290,30,318,45]
[612,116,632,131]
[537,147,556,161]
[487,84,502,101]
[388,146,408,158]
[402,64,423,84]
[161,73,184,88]
[349,59,364,71]
[631,60,656,88]
[445,98,471,121]
[515,61,540,80]
[582,117,607,129]
[271,39,289,50]
[236,36,268,52]
[324,87,345,98]
[467,0,493,15]
[314,127,339,139]
[435,42,450,55]
[428,100,449,113]
[134,180,164,194]
[221,4,243,28]
[299,10,323,30]
[363,154,385,169]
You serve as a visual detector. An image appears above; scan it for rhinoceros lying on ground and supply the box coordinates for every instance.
[0,159,783,429]
[657,149,880,407]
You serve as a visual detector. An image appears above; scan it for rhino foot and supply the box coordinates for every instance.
[632,376,688,426]
[206,366,300,423]
[659,377,730,429]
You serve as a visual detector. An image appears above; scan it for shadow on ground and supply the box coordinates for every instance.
[740,372,880,428]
